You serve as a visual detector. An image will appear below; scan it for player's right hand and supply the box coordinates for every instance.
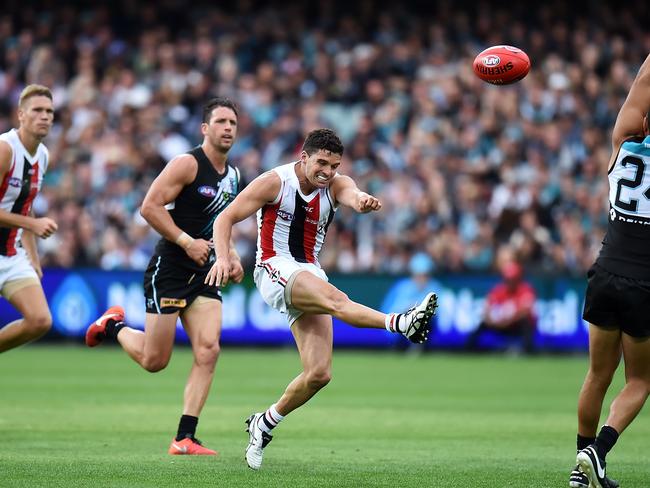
[30,217,58,238]
[204,255,231,287]
[357,192,382,213]
[185,238,211,266]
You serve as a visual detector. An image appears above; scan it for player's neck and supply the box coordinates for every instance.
[201,141,228,172]
[16,127,41,156]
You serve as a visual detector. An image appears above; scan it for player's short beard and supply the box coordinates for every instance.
[209,135,230,154]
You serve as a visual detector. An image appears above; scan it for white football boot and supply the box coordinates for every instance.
[387,292,438,344]
[245,413,273,470]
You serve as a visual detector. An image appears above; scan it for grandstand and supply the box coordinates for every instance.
[0,0,646,275]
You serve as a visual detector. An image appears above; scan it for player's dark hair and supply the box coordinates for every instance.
[202,97,238,123]
[302,128,344,156]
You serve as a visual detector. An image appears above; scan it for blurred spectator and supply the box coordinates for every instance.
[465,261,537,354]
[381,252,443,317]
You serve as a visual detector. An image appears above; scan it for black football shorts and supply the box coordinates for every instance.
[143,253,221,314]
[583,263,650,338]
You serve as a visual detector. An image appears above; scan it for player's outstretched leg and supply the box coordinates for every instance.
[386,292,438,344]
[85,306,125,347]
[244,413,274,470]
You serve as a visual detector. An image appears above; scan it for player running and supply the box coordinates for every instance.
[86,97,244,456]
[206,128,437,470]
[0,84,58,354]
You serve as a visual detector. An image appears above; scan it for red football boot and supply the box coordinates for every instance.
[168,437,218,456]
[85,306,125,347]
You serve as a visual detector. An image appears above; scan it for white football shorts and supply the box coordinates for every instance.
[253,255,329,326]
[0,248,40,299]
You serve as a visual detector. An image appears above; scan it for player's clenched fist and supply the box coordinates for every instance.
[205,255,231,287]
[357,192,381,213]
[30,217,58,239]
[185,238,211,266]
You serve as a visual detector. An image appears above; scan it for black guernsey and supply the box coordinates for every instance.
[597,135,650,280]
[154,146,243,268]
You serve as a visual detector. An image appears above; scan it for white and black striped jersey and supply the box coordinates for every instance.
[256,162,337,265]
[0,129,49,256]
[598,135,650,279]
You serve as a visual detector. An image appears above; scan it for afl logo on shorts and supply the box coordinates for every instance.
[482,55,501,67]
[198,185,217,197]
[8,177,21,188]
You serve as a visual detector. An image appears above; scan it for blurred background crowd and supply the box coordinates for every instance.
[1,0,648,275]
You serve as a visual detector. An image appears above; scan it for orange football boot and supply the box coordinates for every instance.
[85,306,125,347]
[168,437,218,456]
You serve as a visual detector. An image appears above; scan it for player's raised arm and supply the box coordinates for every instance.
[205,170,282,286]
[611,54,650,153]
[330,174,382,213]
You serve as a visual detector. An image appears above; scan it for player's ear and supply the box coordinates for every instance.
[300,150,308,163]
[200,122,208,136]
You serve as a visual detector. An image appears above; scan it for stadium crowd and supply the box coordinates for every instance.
[0,0,648,275]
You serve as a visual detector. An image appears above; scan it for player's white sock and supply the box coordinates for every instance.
[385,313,403,333]
[257,403,284,434]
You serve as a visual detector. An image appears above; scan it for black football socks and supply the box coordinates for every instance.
[176,415,199,441]
[594,425,619,460]
[104,319,126,340]
[577,433,595,452]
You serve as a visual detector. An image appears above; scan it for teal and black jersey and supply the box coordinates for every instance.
[597,135,650,280]
[154,146,243,267]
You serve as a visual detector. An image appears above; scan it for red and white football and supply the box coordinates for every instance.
[472,45,530,85]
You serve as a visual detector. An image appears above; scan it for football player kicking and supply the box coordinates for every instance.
[206,128,438,470]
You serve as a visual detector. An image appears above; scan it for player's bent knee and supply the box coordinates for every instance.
[25,313,52,337]
[625,376,650,396]
[305,369,332,391]
[195,342,220,366]
[588,366,616,385]
[142,356,170,373]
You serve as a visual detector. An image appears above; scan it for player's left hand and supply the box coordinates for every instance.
[229,258,245,283]
[357,192,382,213]
[205,255,231,287]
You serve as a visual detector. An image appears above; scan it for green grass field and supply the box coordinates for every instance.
[1,346,649,487]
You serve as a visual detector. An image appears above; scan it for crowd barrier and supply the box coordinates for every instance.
[0,269,589,351]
